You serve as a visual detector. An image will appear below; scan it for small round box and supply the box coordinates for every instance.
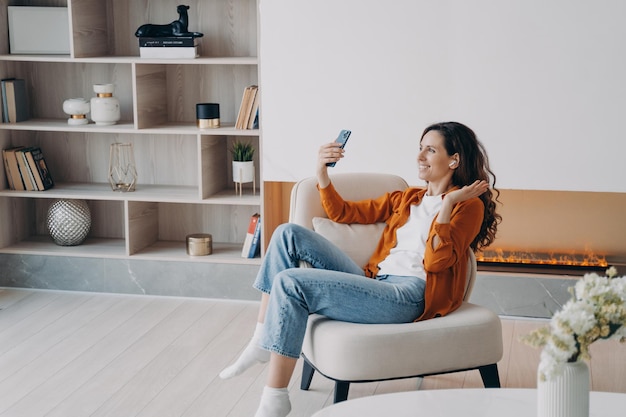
[186,233,213,256]
[196,103,220,129]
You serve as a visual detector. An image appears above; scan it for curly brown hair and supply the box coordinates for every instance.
[421,121,502,251]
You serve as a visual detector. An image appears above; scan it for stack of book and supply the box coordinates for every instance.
[138,36,199,59]
[241,213,261,258]
[1,78,29,123]
[2,146,54,191]
[235,85,260,129]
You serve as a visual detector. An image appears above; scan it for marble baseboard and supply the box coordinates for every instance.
[0,254,260,300]
[0,254,579,318]
[470,271,578,319]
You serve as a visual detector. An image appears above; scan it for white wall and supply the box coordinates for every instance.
[259,0,626,192]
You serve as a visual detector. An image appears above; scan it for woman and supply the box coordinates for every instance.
[220,121,501,417]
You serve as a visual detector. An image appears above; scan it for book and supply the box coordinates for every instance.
[243,86,259,130]
[1,78,15,123]
[250,106,259,129]
[248,214,262,258]
[2,148,14,189]
[0,87,6,122]
[15,147,37,191]
[235,85,258,129]
[4,78,29,123]
[235,86,252,129]
[138,36,199,47]
[247,87,260,129]
[15,80,29,123]
[139,46,198,59]
[241,213,261,258]
[24,147,53,190]
[2,146,25,190]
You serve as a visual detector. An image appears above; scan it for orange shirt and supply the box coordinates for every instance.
[319,182,484,320]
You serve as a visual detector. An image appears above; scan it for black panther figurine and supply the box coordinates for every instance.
[135,5,203,38]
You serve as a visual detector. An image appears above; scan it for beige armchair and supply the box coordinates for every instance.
[289,173,503,403]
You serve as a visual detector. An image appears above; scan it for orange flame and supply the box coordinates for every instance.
[475,248,608,268]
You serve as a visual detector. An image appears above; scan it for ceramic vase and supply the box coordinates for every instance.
[232,161,254,183]
[537,361,589,417]
[62,98,90,125]
[233,161,255,196]
[91,83,120,125]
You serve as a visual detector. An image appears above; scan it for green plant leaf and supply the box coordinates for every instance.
[230,140,255,161]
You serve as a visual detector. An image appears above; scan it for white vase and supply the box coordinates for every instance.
[232,161,255,183]
[538,361,590,417]
[62,98,90,125]
[91,83,120,125]
[232,161,255,196]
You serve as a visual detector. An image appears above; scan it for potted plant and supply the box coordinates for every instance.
[230,140,255,195]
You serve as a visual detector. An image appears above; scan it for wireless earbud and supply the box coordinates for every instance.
[449,161,456,167]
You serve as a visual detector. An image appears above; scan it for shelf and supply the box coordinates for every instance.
[207,189,260,205]
[0,0,263,272]
[131,241,262,265]
[0,236,262,265]
[0,119,136,133]
[0,55,258,65]
[0,183,261,205]
[0,119,260,136]
[0,183,195,201]
[0,236,126,258]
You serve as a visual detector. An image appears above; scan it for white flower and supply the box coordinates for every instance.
[554,300,595,336]
[611,277,626,296]
[523,267,626,380]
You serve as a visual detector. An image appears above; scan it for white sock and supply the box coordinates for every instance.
[254,386,291,417]
[219,322,270,379]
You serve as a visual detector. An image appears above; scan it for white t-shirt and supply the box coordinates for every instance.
[376,194,443,279]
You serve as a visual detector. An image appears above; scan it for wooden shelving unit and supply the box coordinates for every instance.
[0,0,262,266]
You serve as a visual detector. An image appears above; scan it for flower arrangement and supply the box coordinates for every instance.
[523,267,626,381]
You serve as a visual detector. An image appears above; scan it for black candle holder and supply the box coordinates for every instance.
[196,103,220,128]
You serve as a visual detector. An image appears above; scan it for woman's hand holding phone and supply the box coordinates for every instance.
[325,129,351,167]
[317,129,351,188]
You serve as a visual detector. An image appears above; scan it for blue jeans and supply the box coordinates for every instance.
[254,223,426,359]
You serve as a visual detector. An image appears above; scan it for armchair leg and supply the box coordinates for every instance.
[301,359,315,390]
[333,381,350,403]
[479,363,501,388]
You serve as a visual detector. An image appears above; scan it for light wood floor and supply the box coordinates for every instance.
[1,288,625,417]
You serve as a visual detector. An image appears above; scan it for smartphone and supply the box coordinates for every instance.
[326,129,352,167]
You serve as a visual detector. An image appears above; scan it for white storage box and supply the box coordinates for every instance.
[8,6,70,54]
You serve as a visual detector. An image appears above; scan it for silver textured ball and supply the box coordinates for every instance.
[46,199,92,246]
